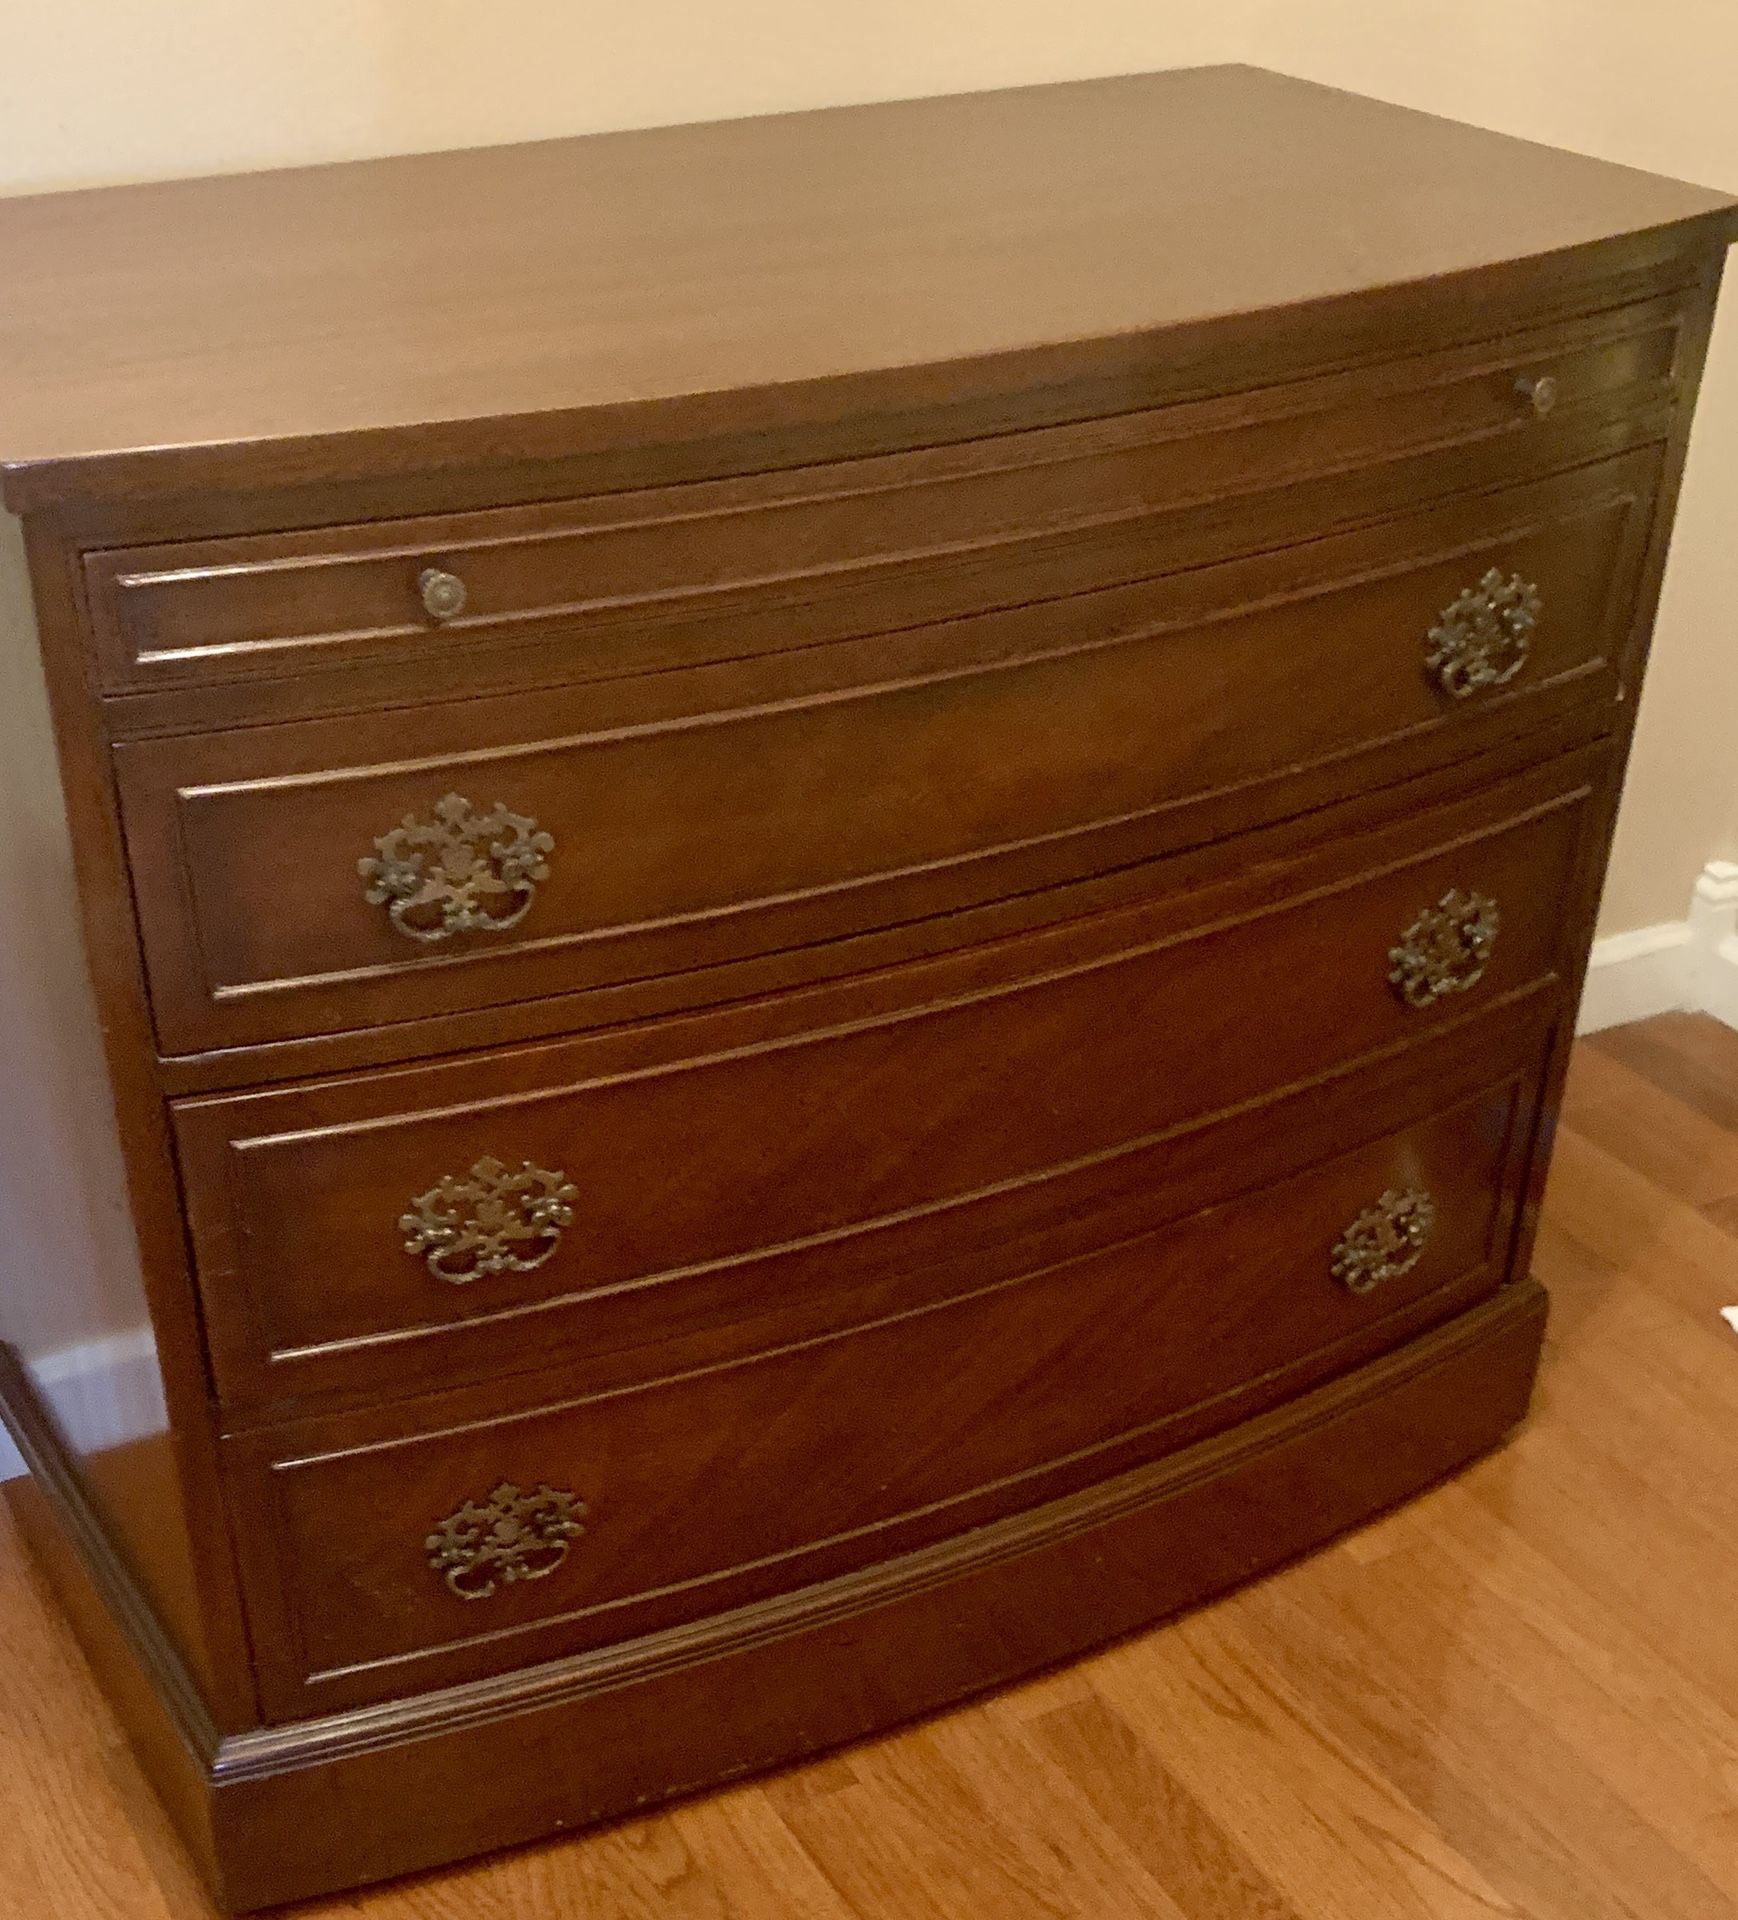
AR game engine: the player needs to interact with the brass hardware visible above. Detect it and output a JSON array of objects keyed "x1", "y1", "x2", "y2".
[
  {"x1": 358, "y1": 792, "x2": 555, "y2": 943},
  {"x1": 1331, "y1": 1187, "x2": 1436, "y2": 1294},
  {"x1": 401, "y1": 1156, "x2": 578, "y2": 1284},
  {"x1": 1514, "y1": 372, "x2": 1558, "y2": 418},
  {"x1": 1426, "y1": 568, "x2": 1540, "y2": 699},
  {"x1": 425, "y1": 1481, "x2": 588, "y2": 1601},
  {"x1": 1387, "y1": 888, "x2": 1500, "y2": 1009},
  {"x1": 418, "y1": 566, "x2": 468, "y2": 622}
]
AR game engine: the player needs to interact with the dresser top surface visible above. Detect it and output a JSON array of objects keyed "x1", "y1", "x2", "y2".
[{"x1": 1, "y1": 63, "x2": 1732, "y2": 512}]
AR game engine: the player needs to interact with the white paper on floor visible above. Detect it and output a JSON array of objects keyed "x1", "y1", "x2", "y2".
[{"x1": 1722, "y1": 1307, "x2": 1738, "y2": 1338}]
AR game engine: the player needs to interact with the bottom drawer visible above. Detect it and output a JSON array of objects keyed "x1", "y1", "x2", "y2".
[{"x1": 229, "y1": 1043, "x2": 1547, "y2": 1716}]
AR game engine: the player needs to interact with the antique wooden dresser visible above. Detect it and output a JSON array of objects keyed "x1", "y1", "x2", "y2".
[{"x1": 0, "y1": 65, "x2": 1732, "y2": 1908}]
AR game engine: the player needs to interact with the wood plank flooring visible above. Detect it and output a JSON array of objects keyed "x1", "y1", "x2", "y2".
[{"x1": 2, "y1": 1014, "x2": 1735, "y2": 1918}]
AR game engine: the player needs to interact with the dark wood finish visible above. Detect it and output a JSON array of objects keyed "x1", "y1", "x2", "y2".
[
  {"x1": 81, "y1": 299, "x2": 1681, "y2": 700},
  {"x1": 172, "y1": 762, "x2": 1580, "y2": 1411},
  {"x1": 2, "y1": 1281, "x2": 1547, "y2": 1910},
  {"x1": 0, "y1": 515, "x2": 230, "y2": 1704},
  {"x1": 144, "y1": 708, "x2": 1620, "y2": 1096},
  {"x1": 229, "y1": 1071, "x2": 1535, "y2": 1716},
  {"x1": 0, "y1": 64, "x2": 1730, "y2": 1912},
  {"x1": 4, "y1": 1018, "x2": 1738, "y2": 1920},
  {"x1": 0, "y1": 65, "x2": 1733, "y2": 510},
  {"x1": 117, "y1": 462, "x2": 1646, "y2": 1054},
  {"x1": 0, "y1": 508, "x2": 260, "y2": 1733},
  {"x1": 1497, "y1": 244, "x2": 1733, "y2": 1325},
  {"x1": 0, "y1": 1355, "x2": 222, "y2": 1872},
  {"x1": 181, "y1": 997, "x2": 1557, "y2": 1418}
]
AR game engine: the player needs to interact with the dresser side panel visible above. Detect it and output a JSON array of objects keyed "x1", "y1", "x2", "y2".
[
  {"x1": 0, "y1": 510, "x2": 242, "y2": 1714},
  {"x1": 1508, "y1": 247, "x2": 1732, "y2": 1292}
]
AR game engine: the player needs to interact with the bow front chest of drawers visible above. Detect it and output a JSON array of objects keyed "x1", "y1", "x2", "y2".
[{"x1": 0, "y1": 65, "x2": 1733, "y2": 1908}]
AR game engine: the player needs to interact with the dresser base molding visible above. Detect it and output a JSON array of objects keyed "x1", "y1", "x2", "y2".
[
  {"x1": 1, "y1": 1285, "x2": 1546, "y2": 1910},
  {"x1": 0, "y1": 1345, "x2": 227, "y2": 1897}
]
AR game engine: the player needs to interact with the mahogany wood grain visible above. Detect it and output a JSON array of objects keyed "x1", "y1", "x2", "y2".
[
  {"x1": 0, "y1": 65, "x2": 1732, "y2": 1914},
  {"x1": 2, "y1": 1283, "x2": 1548, "y2": 1908},
  {"x1": 225, "y1": 1073, "x2": 1533, "y2": 1717},
  {"x1": 0, "y1": 515, "x2": 228, "y2": 1714},
  {"x1": 115, "y1": 464, "x2": 1644, "y2": 1055},
  {"x1": 182, "y1": 1000, "x2": 1556, "y2": 1419},
  {"x1": 87, "y1": 416, "x2": 1674, "y2": 749},
  {"x1": 0, "y1": 66, "x2": 1733, "y2": 510},
  {"x1": 0, "y1": 523, "x2": 259, "y2": 1731},
  {"x1": 1491, "y1": 244, "x2": 1729, "y2": 1337},
  {"x1": 169, "y1": 758, "x2": 1583, "y2": 1411},
  {"x1": 143, "y1": 708, "x2": 1618, "y2": 1097},
  {"x1": 79, "y1": 298, "x2": 1681, "y2": 699},
  {"x1": 1, "y1": 1021, "x2": 1733, "y2": 1920},
  {"x1": 31, "y1": 235, "x2": 1717, "y2": 571}
]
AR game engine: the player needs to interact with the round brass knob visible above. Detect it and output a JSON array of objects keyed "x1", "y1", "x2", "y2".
[
  {"x1": 418, "y1": 567, "x2": 468, "y2": 623},
  {"x1": 1514, "y1": 373, "x2": 1559, "y2": 418}
]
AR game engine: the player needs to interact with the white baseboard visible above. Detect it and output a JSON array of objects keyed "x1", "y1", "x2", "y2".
[
  {"x1": 1578, "y1": 860, "x2": 1738, "y2": 1035},
  {"x1": 1576, "y1": 921, "x2": 1695, "y2": 1033},
  {"x1": 0, "y1": 1326, "x2": 164, "y2": 1482},
  {"x1": 1685, "y1": 860, "x2": 1738, "y2": 1029}
]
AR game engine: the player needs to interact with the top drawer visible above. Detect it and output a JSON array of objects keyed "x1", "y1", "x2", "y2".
[{"x1": 82, "y1": 295, "x2": 1687, "y2": 700}]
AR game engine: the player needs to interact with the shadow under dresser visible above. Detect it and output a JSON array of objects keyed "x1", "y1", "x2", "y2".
[{"x1": 0, "y1": 64, "x2": 1733, "y2": 1909}]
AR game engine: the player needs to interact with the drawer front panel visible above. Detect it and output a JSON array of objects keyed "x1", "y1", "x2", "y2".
[
  {"x1": 84, "y1": 295, "x2": 1684, "y2": 697},
  {"x1": 177, "y1": 762, "x2": 1591, "y2": 1409},
  {"x1": 121, "y1": 456, "x2": 1648, "y2": 1054},
  {"x1": 229, "y1": 1065, "x2": 1537, "y2": 1714}
]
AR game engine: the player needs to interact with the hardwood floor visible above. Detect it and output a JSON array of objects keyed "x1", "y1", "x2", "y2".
[{"x1": 3, "y1": 1013, "x2": 1736, "y2": 1919}]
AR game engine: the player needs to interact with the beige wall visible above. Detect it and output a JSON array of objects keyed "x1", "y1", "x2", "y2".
[
  {"x1": 1237, "y1": 1, "x2": 1738, "y2": 931},
  {"x1": 0, "y1": 3, "x2": 1230, "y2": 192},
  {"x1": 1, "y1": 3, "x2": 1732, "y2": 932}
]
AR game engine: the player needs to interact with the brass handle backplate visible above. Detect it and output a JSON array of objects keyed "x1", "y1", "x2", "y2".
[
  {"x1": 418, "y1": 566, "x2": 468, "y2": 622},
  {"x1": 1426, "y1": 568, "x2": 1540, "y2": 700},
  {"x1": 1387, "y1": 888, "x2": 1500, "y2": 1009},
  {"x1": 358, "y1": 791, "x2": 555, "y2": 943},
  {"x1": 401, "y1": 1155, "x2": 578, "y2": 1284},
  {"x1": 425, "y1": 1481, "x2": 588, "y2": 1600},
  {"x1": 1332, "y1": 1187, "x2": 1436, "y2": 1294}
]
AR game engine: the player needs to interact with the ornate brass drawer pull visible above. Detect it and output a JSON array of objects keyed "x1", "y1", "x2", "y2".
[
  {"x1": 358, "y1": 791, "x2": 555, "y2": 943},
  {"x1": 425, "y1": 1481, "x2": 588, "y2": 1601},
  {"x1": 1426, "y1": 568, "x2": 1540, "y2": 699},
  {"x1": 418, "y1": 566, "x2": 468, "y2": 622},
  {"x1": 401, "y1": 1156, "x2": 578, "y2": 1284},
  {"x1": 1387, "y1": 888, "x2": 1500, "y2": 1009},
  {"x1": 1332, "y1": 1187, "x2": 1436, "y2": 1294}
]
